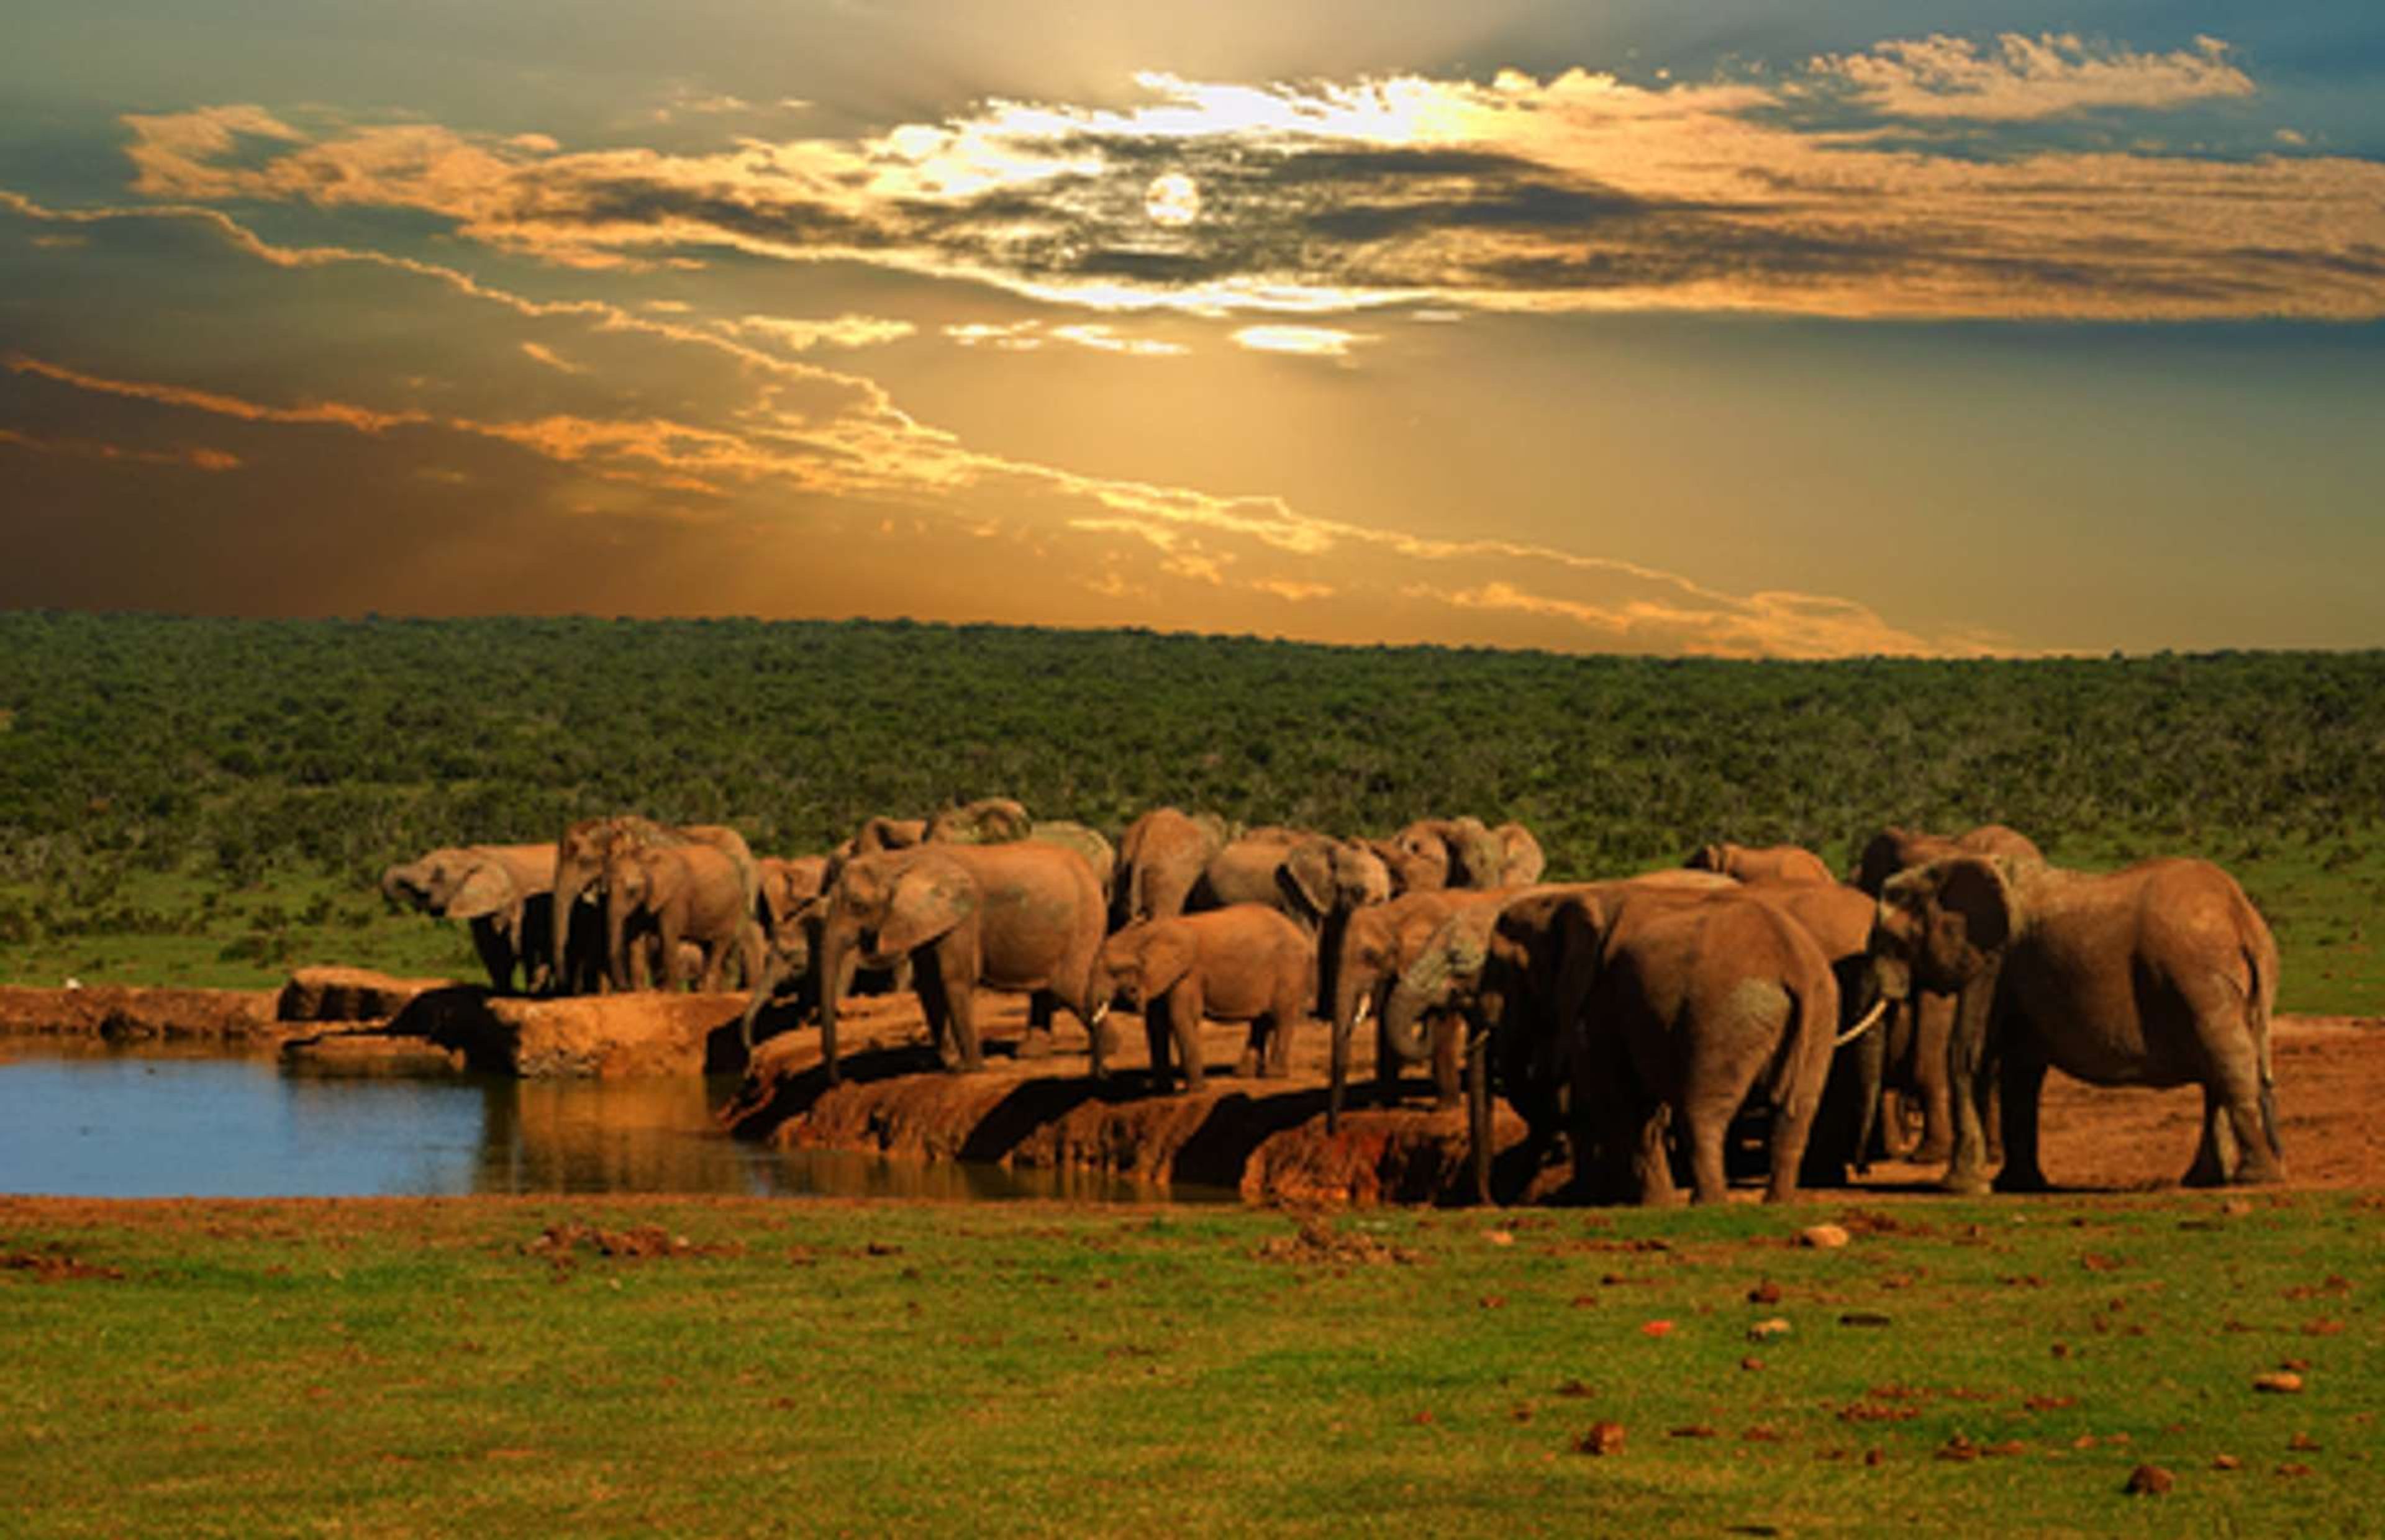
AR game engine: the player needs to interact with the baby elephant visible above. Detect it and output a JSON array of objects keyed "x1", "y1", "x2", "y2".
[{"x1": 1099, "y1": 905, "x2": 1315, "y2": 1093}]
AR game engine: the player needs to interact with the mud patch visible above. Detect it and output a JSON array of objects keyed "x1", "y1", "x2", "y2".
[
  {"x1": 1, "y1": 1246, "x2": 124, "y2": 1282},
  {"x1": 1254, "y1": 1215, "x2": 1420, "y2": 1268}
]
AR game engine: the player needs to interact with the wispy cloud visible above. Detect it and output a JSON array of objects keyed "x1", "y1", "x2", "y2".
[
  {"x1": 100, "y1": 42, "x2": 2385, "y2": 322},
  {"x1": 1803, "y1": 33, "x2": 2253, "y2": 122},
  {"x1": 734, "y1": 314, "x2": 917, "y2": 352},
  {"x1": 1231, "y1": 325, "x2": 1371, "y2": 357}
]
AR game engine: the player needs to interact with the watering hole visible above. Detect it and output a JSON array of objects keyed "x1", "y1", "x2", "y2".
[{"x1": 0, "y1": 1043, "x2": 1227, "y2": 1202}]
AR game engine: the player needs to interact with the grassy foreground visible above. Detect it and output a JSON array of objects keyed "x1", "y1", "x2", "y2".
[{"x1": 3, "y1": 1192, "x2": 2377, "y2": 1535}]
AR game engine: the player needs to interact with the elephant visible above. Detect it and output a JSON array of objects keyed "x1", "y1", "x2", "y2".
[
  {"x1": 1025, "y1": 821, "x2": 1115, "y2": 907},
  {"x1": 1851, "y1": 823, "x2": 2043, "y2": 896},
  {"x1": 551, "y1": 816, "x2": 758, "y2": 994},
  {"x1": 755, "y1": 856, "x2": 830, "y2": 946},
  {"x1": 603, "y1": 841, "x2": 760, "y2": 993},
  {"x1": 1492, "y1": 823, "x2": 1547, "y2": 887},
  {"x1": 1381, "y1": 874, "x2": 1733, "y2": 1202},
  {"x1": 1097, "y1": 904, "x2": 1314, "y2": 1092},
  {"x1": 850, "y1": 817, "x2": 929, "y2": 855},
  {"x1": 379, "y1": 843, "x2": 557, "y2": 994},
  {"x1": 1325, "y1": 886, "x2": 1521, "y2": 1131},
  {"x1": 927, "y1": 797, "x2": 1033, "y2": 844},
  {"x1": 1389, "y1": 816, "x2": 1510, "y2": 893},
  {"x1": 815, "y1": 840, "x2": 1109, "y2": 1082},
  {"x1": 1868, "y1": 853, "x2": 2284, "y2": 1194},
  {"x1": 1191, "y1": 831, "x2": 1392, "y2": 1014},
  {"x1": 1731, "y1": 879, "x2": 1897, "y2": 1184},
  {"x1": 1383, "y1": 872, "x2": 1858, "y2": 1205},
  {"x1": 1849, "y1": 824, "x2": 2043, "y2": 1162},
  {"x1": 1112, "y1": 807, "x2": 1232, "y2": 927},
  {"x1": 1565, "y1": 890, "x2": 1845, "y2": 1206},
  {"x1": 1686, "y1": 841, "x2": 1833, "y2": 886}
]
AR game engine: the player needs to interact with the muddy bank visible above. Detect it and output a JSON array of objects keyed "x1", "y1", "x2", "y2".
[
  {"x1": 7, "y1": 977, "x2": 2379, "y2": 1206},
  {"x1": 1, "y1": 971, "x2": 749, "y2": 1079}
]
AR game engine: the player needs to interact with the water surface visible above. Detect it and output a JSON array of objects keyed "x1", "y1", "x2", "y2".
[{"x1": 0, "y1": 1043, "x2": 1211, "y2": 1202}]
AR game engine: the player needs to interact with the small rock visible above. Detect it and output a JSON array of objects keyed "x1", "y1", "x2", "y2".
[
  {"x1": 1556, "y1": 1379, "x2": 1596, "y2": 1398},
  {"x1": 2276, "y1": 1462, "x2": 2314, "y2": 1478},
  {"x1": 1486, "y1": 1230, "x2": 1515, "y2": 1247},
  {"x1": 2287, "y1": 1432, "x2": 2321, "y2": 1452},
  {"x1": 1863, "y1": 1448, "x2": 1884, "y2": 1467},
  {"x1": 1668, "y1": 1424, "x2": 1719, "y2": 1439},
  {"x1": 1740, "y1": 1356, "x2": 1766, "y2": 1372},
  {"x1": 2253, "y1": 1371, "x2": 2305, "y2": 1394},
  {"x1": 1748, "y1": 1280, "x2": 1783, "y2": 1304},
  {"x1": 1748, "y1": 1318, "x2": 1792, "y2": 1341},
  {"x1": 1640, "y1": 1319, "x2": 1675, "y2": 1338},
  {"x1": 1799, "y1": 1224, "x2": 1851, "y2": 1249},
  {"x1": 2124, "y1": 1464, "x2": 2174, "y2": 1496},
  {"x1": 2213, "y1": 1454, "x2": 2242, "y2": 1470},
  {"x1": 1411, "y1": 1410, "x2": 1437, "y2": 1426},
  {"x1": 1574, "y1": 1421, "x2": 1625, "y2": 1456}
]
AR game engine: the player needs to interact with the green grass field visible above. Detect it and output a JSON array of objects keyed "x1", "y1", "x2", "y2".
[{"x1": 2, "y1": 1192, "x2": 2376, "y2": 1536}]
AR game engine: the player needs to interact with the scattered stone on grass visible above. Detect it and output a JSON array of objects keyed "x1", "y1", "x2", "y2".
[
  {"x1": 2277, "y1": 1462, "x2": 2314, "y2": 1478},
  {"x1": 1574, "y1": 1421, "x2": 1625, "y2": 1456},
  {"x1": 2124, "y1": 1464, "x2": 2174, "y2": 1495},
  {"x1": 1748, "y1": 1318, "x2": 1792, "y2": 1341},
  {"x1": 2287, "y1": 1432, "x2": 2322, "y2": 1451},
  {"x1": 2253, "y1": 1370, "x2": 2306, "y2": 1394},
  {"x1": 2213, "y1": 1454, "x2": 2242, "y2": 1470},
  {"x1": 1256, "y1": 1217, "x2": 1418, "y2": 1268},
  {"x1": 1747, "y1": 1280, "x2": 1783, "y2": 1303},
  {"x1": 1798, "y1": 1223, "x2": 1850, "y2": 1249}
]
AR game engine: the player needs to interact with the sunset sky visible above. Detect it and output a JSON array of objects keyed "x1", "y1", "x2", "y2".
[{"x1": 5, "y1": 2, "x2": 2382, "y2": 656}]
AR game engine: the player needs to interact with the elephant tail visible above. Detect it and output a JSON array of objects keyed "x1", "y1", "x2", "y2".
[
  {"x1": 1756, "y1": 975, "x2": 1820, "y2": 1118},
  {"x1": 2246, "y1": 936, "x2": 2284, "y2": 1162}
]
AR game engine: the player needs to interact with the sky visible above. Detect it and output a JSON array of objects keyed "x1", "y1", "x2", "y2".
[{"x1": 4, "y1": 1, "x2": 2383, "y2": 657}]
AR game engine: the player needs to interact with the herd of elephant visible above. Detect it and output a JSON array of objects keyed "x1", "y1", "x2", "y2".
[{"x1": 381, "y1": 800, "x2": 2286, "y2": 1206}]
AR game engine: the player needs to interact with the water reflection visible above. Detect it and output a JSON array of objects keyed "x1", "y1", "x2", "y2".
[{"x1": 0, "y1": 1043, "x2": 1223, "y2": 1203}]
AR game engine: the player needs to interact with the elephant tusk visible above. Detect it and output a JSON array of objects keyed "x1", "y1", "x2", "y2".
[
  {"x1": 1353, "y1": 994, "x2": 1372, "y2": 1027},
  {"x1": 1089, "y1": 1000, "x2": 1110, "y2": 1029},
  {"x1": 1833, "y1": 997, "x2": 1889, "y2": 1049}
]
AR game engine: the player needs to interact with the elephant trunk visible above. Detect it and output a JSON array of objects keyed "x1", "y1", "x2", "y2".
[
  {"x1": 1379, "y1": 971, "x2": 1441, "y2": 1068},
  {"x1": 378, "y1": 864, "x2": 417, "y2": 910},
  {"x1": 550, "y1": 866, "x2": 589, "y2": 996},
  {"x1": 1465, "y1": 1030, "x2": 1494, "y2": 1205},
  {"x1": 1326, "y1": 946, "x2": 1387, "y2": 1133},
  {"x1": 816, "y1": 917, "x2": 858, "y2": 1085}
]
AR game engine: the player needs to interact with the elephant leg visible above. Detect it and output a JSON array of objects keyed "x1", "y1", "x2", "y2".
[
  {"x1": 1430, "y1": 1012, "x2": 1462, "y2": 1111},
  {"x1": 1166, "y1": 981, "x2": 1207, "y2": 1094},
  {"x1": 466, "y1": 917, "x2": 516, "y2": 995},
  {"x1": 1020, "y1": 991, "x2": 1056, "y2": 1060},
  {"x1": 2185, "y1": 1085, "x2": 2237, "y2": 1189},
  {"x1": 911, "y1": 953, "x2": 955, "y2": 1064},
  {"x1": 937, "y1": 942, "x2": 983, "y2": 1073},
  {"x1": 1633, "y1": 1103, "x2": 1679, "y2": 1207},
  {"x1": 1264, "y1": 977, "x2": 1301, "y2": 1078},
  {"x1": 1143, "y1": 997, "x2": 1175, "y2": 1094},
  {"x1": 1939, "y1": 980, "x2": 1999, "y2": 1195},
  {"x1": 1990, "y1": 1034, "x2": 2051, "y2": 1193},
  {"x1": 1374, "y1": 1017, "x2": 1402, "y2": 1107},
  {"x1": 1911, "y1": 992, "x2": 1956, "y2": 1164}
]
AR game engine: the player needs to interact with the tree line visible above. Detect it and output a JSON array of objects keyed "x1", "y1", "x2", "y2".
[{"x1": 2, "y1": 611, "x2": 2379, "y2": 899}]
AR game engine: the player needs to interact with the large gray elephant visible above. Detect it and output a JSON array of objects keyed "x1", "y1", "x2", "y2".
[
  {"x1": 1731, "y1": 879, "x2": 1896, "y2": 1184},
  {"x1": 1097, "y1": 904, "x2": 1314, "y2": 1092},
  {"x1": 550, "y1": 817, "x2": 757, "y2": 994},
  {"x1": 1686, "y1": 841, "x2": 1833, "y2": 885},
  {"x1": 1389, "y1": 817, "x2": 1509, "y2": 893},
  {"x1": 815, "y1": 840, "x2": 1109, "y2": 1082},
  {"x1": 1381, "y1": 873, "x2": 1856, "y2": 1205},
  {"x1": 379, "y1": 843, "x2": 556, "y2": 994},
  {"x1": 1849, "y1": 823, "x2": 2043, "y2": 1162},
  {"x1": 1325, "y1": 885, "x2": 1520, "y2": 1131},
  {"x1": 1112, "y1": 807, "x2": 1232, "y2": 927},
  {"x1": 604, "y1": 841, "x2": 759, "y2": 993},
  {"x1": 1191, "y1": 830, "x2": 1391, "y2": 1017},
  {"x1": 1869, "y1": 854, "x2": 2284, "y2": 1192}
]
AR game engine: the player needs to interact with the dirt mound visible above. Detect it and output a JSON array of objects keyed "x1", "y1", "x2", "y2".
[{"x1": 0, "y1": 984, "x2": 278, "y2": 1041}]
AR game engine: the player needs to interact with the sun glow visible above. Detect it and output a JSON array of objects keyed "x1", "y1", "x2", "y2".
[{"x1": 1142, "y1": 172, "x2": 1200, "y2": 227}]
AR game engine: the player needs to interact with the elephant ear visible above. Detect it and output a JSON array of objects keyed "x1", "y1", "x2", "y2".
[
  {"x1": 1685, "y1": 843, "x2": 1724, "y2": 874},
  {"x1": 1932, "y1": 856, "x2": 2014, "y2": 956},
  {"x1": 876, "y1": 858, "x2": 977, "y2": 957},
  {"x1": 1448, "y1": 817, "x2": 1502, "y2": 889},
  {"x1": 1131, "y1": 923, "x2": 1201, "y2": 1000},
  {"x1": 1495, "y1": 823, "x2": 1545, "y2": 886},
  {"x1": 446, "y1": 861, "x2": 516, "y2": 921},
  {"x1": 1279, "y1": 838, "x2": 1339, "y2": 918}
]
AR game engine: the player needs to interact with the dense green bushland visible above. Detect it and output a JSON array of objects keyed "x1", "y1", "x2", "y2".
[
  {"x1": 1, "y1": 612, "x2": 2379, "y2": 1005},
  {"x1": 2, "y1": 1192, "x2": 2378, "y2": 1535}
]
